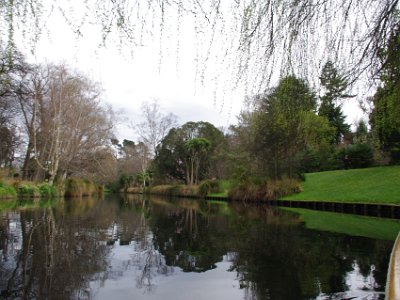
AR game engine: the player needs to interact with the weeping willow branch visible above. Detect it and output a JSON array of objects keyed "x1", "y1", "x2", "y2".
[{"x1": 1, "y1": 0, "x2": 399, "y2": 93}]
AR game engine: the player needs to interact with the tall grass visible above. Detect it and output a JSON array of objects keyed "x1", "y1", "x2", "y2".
[
  {"x1": 37, "y1": 183, "x2": 58, "y2": 198},
  {"x1": 64, "y1": 177, "x2": 102, "y2": 198},
  {"x1": 148, "y1": 185, "x2": 199, "y2": 197},
  {"x1": 17, "y1": 184, "x2": 41, "y2": 198},
  {"x1": 228, "y1": 178, "x2": 301, "y2": 202},
  {"x1": 0, "y1": 181, "x2": 17, "y2": 199}
]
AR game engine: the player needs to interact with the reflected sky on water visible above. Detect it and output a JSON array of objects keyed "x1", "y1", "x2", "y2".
[{"x1": 0, "y1": 194, "x2": 396, "y2": 299}]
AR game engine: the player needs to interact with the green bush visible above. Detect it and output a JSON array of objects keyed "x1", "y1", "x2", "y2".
[
  {"x1": 0, "y1": 183, "x2": 17, "y2": 199},
  {"x1": 18, "y1": 184, "x2": 41, "y2": 198},
  {"x1": 337, "y1": 143, "x2": 375, "y2": 169},
  {"x1": 198, "y1": 180, "x2": 221, "y2": 197},
  {"x1": 37, "y1": 183, "x2": 57, "y2": 198},
  {"x1": 347, "y1": 143, "x2": 374, "y2": 168}
]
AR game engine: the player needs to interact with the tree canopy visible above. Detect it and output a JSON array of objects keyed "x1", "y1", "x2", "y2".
[
  {"x1": 153, "y1": 121, "x2": 224, "y2": 184},
  {"x1": 370, "y1": 23, "x2": 400, "y2": 163}
]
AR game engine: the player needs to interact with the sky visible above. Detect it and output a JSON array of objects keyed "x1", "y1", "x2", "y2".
[
  {"x1": 16, "y1": 1, "x2": 365, "y2": 141},
  {"x1": 16, "y1": 3, "x2": 245, "y2": 142}
]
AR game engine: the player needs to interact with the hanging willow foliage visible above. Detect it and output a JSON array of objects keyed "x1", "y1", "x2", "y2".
[{"x1": 1, "y1": 0, "x2": 399, "y2": 90}]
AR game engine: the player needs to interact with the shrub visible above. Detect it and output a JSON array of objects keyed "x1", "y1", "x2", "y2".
[
  {"x1": 18, "y1": 184, "x2": 41, "y2": 198},
  {"x1": 148, "y1": 185, "x2": 176, "y2": 196},
  {"x1": 178, "y1": 185, "x2": 198, "y2": 196},
  {"x1": 0, "y1": 182, "x2": 17, "y2": 199},
  {"x1": 37, "y1": 183, "x2": 57, "y2": 198},
  {"x1": 198, "y1": 180, "x2": 221, "y2": 197},
  {"x1": 64, "y1": 177, "x2": 101, "y2": 198},
  {"x1": 126, "y1": 187, "x2": 143, "y2": 194},
  {"x1": 346, "y1": 143, "x2": 374, "y2": 168},
  {"x1": 228, "y1": 177, "x2": 301, "y2": 202},
  {"x1": 149, "y1": 184, "x2": 198, "y2": 197}
]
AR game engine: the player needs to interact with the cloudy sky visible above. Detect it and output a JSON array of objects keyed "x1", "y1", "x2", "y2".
[
  {"x1": 15, "y1": 2, "x2": 365, "y2": 141},
  {"x1": 16, "y1": 4, "x2": 245, "y2": 141}
]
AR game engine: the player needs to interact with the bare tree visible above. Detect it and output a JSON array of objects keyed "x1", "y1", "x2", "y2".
[
  {"x1": 134, "y1": 99, "x2": 177, "y2": 157},
  {"x1": 0, "y1": 47, "x2": 27, "y2": 168},
  {"x1": 17, "y1": 63, "x2": 114, "y2": 184}
]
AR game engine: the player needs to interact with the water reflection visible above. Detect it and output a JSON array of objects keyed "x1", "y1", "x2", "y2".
[{"x1": 0, "y1": 195, "x2": 394, "y2": 299}]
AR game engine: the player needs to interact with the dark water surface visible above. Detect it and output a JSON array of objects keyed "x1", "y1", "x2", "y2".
[{"x1": 0, "y1": 194, "x2": 396, "y2": 299}]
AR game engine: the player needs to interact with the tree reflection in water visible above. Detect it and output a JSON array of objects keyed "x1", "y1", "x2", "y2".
[
  {"x1": 0, "y1": 199, "x2": 111, "y2": 299},
  {"x1": 0, "y1": 195, "x2": 394, "y2": 300}
]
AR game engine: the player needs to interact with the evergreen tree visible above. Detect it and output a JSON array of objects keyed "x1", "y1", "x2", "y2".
[
  {"x1": 255, "y1": 75, "x2": 318, "y2": 178},
  {"x1": 318, "y1": 61, "x2": 352, "y2": 145},
  {"x1": 370, "y1": 24, "x2": 400, "y2": 163}
]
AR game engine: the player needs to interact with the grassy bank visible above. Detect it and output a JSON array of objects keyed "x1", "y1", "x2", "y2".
[
  {"x1": 126, "y1": 166, "x2": 400, "y2": 205},
  {"x1": 281, "y1": 166, "x2": 400, "y2": 205},
  {"x1": 0, "y1": 177, "x2": 102, "y2": 200},
  {"x1": 0, "y1": 180, "x2": 58, "y2": 199}
]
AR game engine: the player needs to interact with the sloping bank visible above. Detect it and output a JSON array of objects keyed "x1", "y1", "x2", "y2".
[
  {"x1": 131, "y1": 166, "x2": 400, "y2": 204},
  {"x1": 281, "y1": 166, "x2": 400, "y2": 205}
]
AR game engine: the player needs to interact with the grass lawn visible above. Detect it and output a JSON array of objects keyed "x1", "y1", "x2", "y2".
[
  {"x1": 281, "y1": 165, "x2": 400, "y2": 205},
  {"x1": 283, "y1": 207, "x2": 400, "y2": 241}
]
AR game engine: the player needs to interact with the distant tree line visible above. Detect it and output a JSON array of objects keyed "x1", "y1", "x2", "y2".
[
  {"x1": 144, "y1": 29, "x2": 400, "y2": 186},
  {"x1": 3, "y1": 15, "x2": 400, "y2": 190}
]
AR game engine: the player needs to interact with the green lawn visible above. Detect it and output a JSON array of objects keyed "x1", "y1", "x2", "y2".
[
  {"x1": 281, "y1": 166, "x2": 400, "y2": 205},
  {"x1": 283, "y1": 207, "x2": 400, "y2": 240}
]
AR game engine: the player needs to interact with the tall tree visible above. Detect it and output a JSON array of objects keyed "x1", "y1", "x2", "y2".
[
  {"x1": 153, "y1": 121, "x2": 224, "y2": 184},
  {"x1": 370, "y1": 24, "x2": 400, "y2": 163},
  {"x1": 17, "y1": 63, "x2": 114, "y2": 184},
  {"x1": 185, "y1": 137, "x2": 211, "y2": 185},
  {"x1": 0, "y1": 46, "x2": 29, "y2": 168},
  {"x1": 254, "y1": 75, "x2": 317, "y2": 178},
  {"x1": 134, "y1": 99, "x2": 177, "y2": 157},
  {"x1": 318, "y1": 61, "x2": 351, "y2": 145}
]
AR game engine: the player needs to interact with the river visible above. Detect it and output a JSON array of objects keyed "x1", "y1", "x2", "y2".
[{"x1": 0, "y1": 194, "x2": 399, "y2": 300}]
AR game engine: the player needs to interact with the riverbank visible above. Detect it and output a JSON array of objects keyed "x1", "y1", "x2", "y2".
[
  {"x1": 0, "y1": 177, "x2": 103, "y2": 200},
  {"x1": 125, "y1": 166, "x2": 400, "y2": 206},
  {"x1": 281, "y1": 165, "x2": 400, "y2": 205}
]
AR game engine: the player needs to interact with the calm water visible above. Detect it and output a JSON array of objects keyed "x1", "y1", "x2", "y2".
[{"x1": 0, "y1": 195, "x2": 395, "y2": 300}]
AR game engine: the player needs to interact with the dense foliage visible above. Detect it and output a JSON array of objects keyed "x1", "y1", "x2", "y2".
[
  {"x1": 2, "y1": 4, "x2": 400, "y2": 195},
  {"x1": 152, "y1": 121, "x2": 226, "y2": 185},
  {"x1": 370, "y1": 24, "x2": 400, "y2": 163}
]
